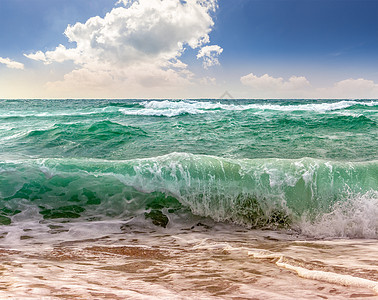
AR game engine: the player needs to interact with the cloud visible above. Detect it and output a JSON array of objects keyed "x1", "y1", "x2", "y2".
[
  {"x1": 317, "y1": 78, "x2": 378, "y2": 98},
  {"x1": 24, "y1": 0, "x2": 220, "y2": 96},
  {"x1": 239, "y1": 73, "x2": 378, "y2": 99},
  {"x1": 197, "y1": 45, "x2": 223, "y2": 68},
  {"x1": 24, "y1": 45, "x2": 77, "y2": 64},
  {"x1": 332, "y1": 78, "x2": 378, "y2": 95},
  {"x1": 240, "y1": 73, "x2": 310, "y2": 91},
  {"x1": 0, "y1": 57, "x2": 24, "y2": 70},
  {"x1": 24, "y1": 51, "x2": 47, "y2": 63},
  {"x1": 199, "y1": 76, "x2": 217, "y2": 85}
]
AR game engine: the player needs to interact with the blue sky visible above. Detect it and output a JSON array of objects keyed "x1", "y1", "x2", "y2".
[
  {"x1": 0, "y1": 0, "x2": 378, "y2": 98},
  {"x1": 212, "y1": 0, "x2": 378, "y2": 84}
]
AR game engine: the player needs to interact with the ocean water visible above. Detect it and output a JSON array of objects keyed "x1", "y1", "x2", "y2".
[{"x1": 0, "y1": 99, "x2": 377, "y2": 299}]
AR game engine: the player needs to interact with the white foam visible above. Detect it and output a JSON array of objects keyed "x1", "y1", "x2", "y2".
[
  {"x1": 298, "y1": 190, "x2": 378, "y2": 239},
  {"x1": 119, "y1": 100, "x2": 378, "y2": 117},
  {"x1": 276, "y1": 257, "x2": 378, "y2": 294},
  {"x1": 119, "y1": 107, "x2": 206, "y2": 117},
  {"x1": 248, "y1": 250, "x2": 378, "y2": 294},
  {"x1": 0, "y1": 107, "x2": 118, "y2": 118}
]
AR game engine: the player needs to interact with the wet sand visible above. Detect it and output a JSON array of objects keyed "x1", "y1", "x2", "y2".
[{"x1": 0, "y1": 221, "x2": 377, "y2": 299}]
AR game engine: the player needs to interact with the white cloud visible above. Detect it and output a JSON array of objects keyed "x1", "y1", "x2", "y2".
[
  {"x1": 197, "y1": 45, "x2": 223, "y2": 68},
  {"x1": 317, "y1": 78, "x2": 378, "y2": 98},
  {"x1": 24, "y1": 45, "x2": 77, "y2": 64},
  {"x1": 24, "y1": 51, "x2": 47, "y2": 63},
  {"x1": 240, "y1": 73, "x2": 310, "y2": 91},
  {"x1": 239, "y1": 73, "x2": 378, "y2": 99},
  {"x1": 0, "y1": 57, "x2": 24, "y2": 70},
  {"x1": 24, "y1": 0, "x2": 220, "y2": 96},
  {"x1": 332, "y1": 78, "x2": 378, "y2": 95},
  {"x1": 199, "y1": 76, "x2": 217, "y2": 85}
]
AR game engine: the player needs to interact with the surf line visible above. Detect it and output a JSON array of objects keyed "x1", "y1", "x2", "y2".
[{"x1": 248, "y1": 250, "x2": 378, "y2": 294}]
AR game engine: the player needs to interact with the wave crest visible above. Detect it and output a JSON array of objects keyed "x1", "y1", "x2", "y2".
[
  {"x1": 1, "y1": 153, "x2": 377, "y2": 237},
  {"x1": 118, "y1": 100, "x2": 378, "y2": 117}
]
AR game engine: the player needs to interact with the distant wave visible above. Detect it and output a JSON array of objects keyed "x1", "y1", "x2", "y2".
[
  {"x1": 0, "y1": 107, "x2": 119, "y2": 119},
  {"x1": 12, "y1": 120, "x2": 148, "y2": 158},
  {"x1": 118, "y1": 100, "x2": 378, "y2": 117},
  {"x1": 1, "y1": 100, "x2": 376, "y2": 119}
]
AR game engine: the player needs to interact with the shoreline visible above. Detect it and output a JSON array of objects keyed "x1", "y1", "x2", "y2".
[{"x1": 1, "y1": 222, "x2": 377, "y2": 299}]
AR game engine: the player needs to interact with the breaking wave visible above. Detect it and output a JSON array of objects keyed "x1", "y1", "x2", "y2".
[
  {"x1": 118, "y1": 100, "x2": 378, "y2": 117},
  {"x1": 1, "y1": 153, "x2": 377, "y2": 238}
]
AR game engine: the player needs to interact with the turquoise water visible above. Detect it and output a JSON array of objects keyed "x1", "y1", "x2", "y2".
[{"x1": 0, "y1": 99, "x2": 377, "y2": 237}]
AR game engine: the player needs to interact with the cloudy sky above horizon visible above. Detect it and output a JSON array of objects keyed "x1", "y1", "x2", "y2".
[{"x1": 1, "y1": 0, "x2": 378, "y2": 99}]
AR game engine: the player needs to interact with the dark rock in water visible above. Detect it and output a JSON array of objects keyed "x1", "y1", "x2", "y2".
[
  {"x1": 0, "y1": 208, "x2": 22, "y2": 225},
  {"x1": 0, "y1": 215, "x2": 11, "y2": 225},
  {"x1": 145, "y1": 210, "x2": 169, "y2": 228},
  {"x1": 39, "y1": 205, "x2": 85, "y2": 219},
  {"x1": 143, "y1": 193, "x2": 182, "y2": 228},
  {"x1": 145, "y1": 194, "x2": 182, "y2": 211},
  {"x1": 190, "y1": 222, "x2": 211, "y2": 230},
  {"x1": 234, "y1": 195, "x2": 266, "y2": 227},
  {"x1": 269, "y1": 209, "x2": 292, "y2": 228},
  {"x1": 234, "y1": 194, "x2": 291, "y2": 229}
]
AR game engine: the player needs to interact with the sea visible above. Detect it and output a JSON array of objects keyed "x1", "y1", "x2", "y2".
[{"x1": 0, "y1": 98, "x2": 377, "y2": 299}]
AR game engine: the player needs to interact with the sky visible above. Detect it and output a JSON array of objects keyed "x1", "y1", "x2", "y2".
[{"x1": 0, "y1": 0, "x2": 378, "y2": 99}]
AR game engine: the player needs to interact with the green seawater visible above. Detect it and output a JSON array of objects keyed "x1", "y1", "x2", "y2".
[{"x1": 0, "y1": 99, "x2": 377, "y2": 235}]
